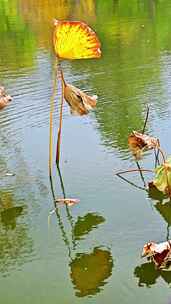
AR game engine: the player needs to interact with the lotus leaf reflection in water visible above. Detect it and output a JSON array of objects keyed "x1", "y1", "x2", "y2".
[
  {"x1": 73, "y1": 213, "x2": 105, "y2": 240},
  {"x1": 70, "y1": 247, "x2": 113, "y2": 297}
]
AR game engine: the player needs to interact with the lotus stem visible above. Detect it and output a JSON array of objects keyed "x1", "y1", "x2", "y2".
[
  {"x1": 49, "y1": 58, "x2": 58, "y2": 178},
  {"x1": 56, "y1": 66, "x2": 65, "y2": 167}
]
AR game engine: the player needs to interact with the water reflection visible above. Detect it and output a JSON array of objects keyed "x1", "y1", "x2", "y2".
[
  {"x1": 148, "y1": 186, "x2": 171, "y2": 240},
  {"x1": 92, "y1": 1, "x2": 171, "y2": 154},
  {"x1": 0, "y1": 189, "x2": 33, "y2": 275},
  {"x1": 73, "y1": 213, "x2": 105, "y2": 241},
  {"x1": 70, "y1": 247, "x2": 113, "y2": 297},
  {"x1": 134, "y1": 262, "x2": 171, "y2": 288},
  {"x1": 19, "y1": 0, "x2": 96, "y2": 51},
  {"x1": 1, "y1": 0, "x2": 171, "y2": 156},
  {"x1": 50, "y1": 165, "x2": 113, "y2": 297},
  {"x1": 0, "y1": 0, "x2": 36, "y2": 73}
]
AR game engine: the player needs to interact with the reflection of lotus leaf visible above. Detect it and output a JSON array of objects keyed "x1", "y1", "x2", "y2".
[
  {"x1": 73, "y1": 213, "x2": 105, "y2": 240},
  {"x1": 70, "y1": 247, "x2": 113, "y2": 297},
  {"x1": 1, "y1": 206, "x2": 23, "y2": 230},
  {"x1": 134, "y1": 262, "x2": 171, "y2": 287},
  {"x1": 0, "y1": 190, "x2": 32, "y2": 274},
  {"x1": 155, "y1": 201, "x2": 171, "y2": 226},
  {"x1": 148, "y1": 183, "x2": 166, "y2": 202},
  {"x1": 134, "y1": 262, "x2": 159, "y2": 287}
]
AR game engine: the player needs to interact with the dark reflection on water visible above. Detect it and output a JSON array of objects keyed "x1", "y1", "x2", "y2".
[
  {"x1": 0, "y1": 190, "x2": 33, "y2": 276},
  {"x1": 148, "y1": 186, "x2": 171, "y2": 240},
  {"x1": 50, "y1": 166, "x2": 113, "y2": 298},
  {"x1": 73, "y1": 213, "x2": 105, "y2": 241},
  {"x1": 70, "y1": 247, "x2": 113, "y2": 297},
  {"x1": 134, "y1": 262, "x2": 171, "y2": 288}
]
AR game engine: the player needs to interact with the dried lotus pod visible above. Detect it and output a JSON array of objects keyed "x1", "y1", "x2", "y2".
[{"x1": 64, "y1": 83, "x2": 97, "y2": 116}]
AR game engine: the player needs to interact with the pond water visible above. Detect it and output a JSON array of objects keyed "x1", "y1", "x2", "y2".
[{"x1": 1, "y1": 1, "x2": 171, "y2": 303}]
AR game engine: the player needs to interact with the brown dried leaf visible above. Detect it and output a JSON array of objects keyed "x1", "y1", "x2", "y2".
[
  {"x1": 132, "y1": 131, "x2": 158, "y2": 149},
  {"x1": 128, "y1": 131, "x2": 159, "y2": 159},
  {"x1": 55, "y1": 198, "x2": 80, "y2": 207},
  {"x1": 64, "y1": 83, "x2": 97, "y2": 116},
  {"x1": 0, "y1": 86, "x2": 12, "y2": 110},
  {"x1": 142, "y1": 241, "x2": 171, "y2": 269}
]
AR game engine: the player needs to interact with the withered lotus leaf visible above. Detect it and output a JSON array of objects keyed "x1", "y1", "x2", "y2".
[
  {"x1": 129, "y1": 131, "x2": 158, "y2": 150},
  {"x1": 142, "y1": 240, "x2": 171, "y2": 269},
  {"x1": 53, "y1": 20, "x2": 101, "y2": 59},
  {"x1": 152, "y1": 156, "x2": 171, "y2": 195},
  {"x1": 128, "y1": 131, "x2": 159, "y2": 159},
  {"x1": 64, "y1": 83, "x2": 97, "y2": 116},
  {"x1": 55, "y1": 198, "x2": 80, "y2": 207}
]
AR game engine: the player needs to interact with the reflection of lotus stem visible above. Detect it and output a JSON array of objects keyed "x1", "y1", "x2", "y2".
[
  {"x1": 49, "y1": 58, "x2": 58, "y2": 177},
  {"x1": 116, "y1": 169, "x2": 153, "y2": 175},
  {"x1": 56, "y1": 67, "x2": 65, "y2": 166},
  {"x1": 56, "y1": 164, "x2": 76, "y2": 250},
  {"x1": 49, "y1": 173, "x2": 72, "y2": 260},
  {"x1": 116, "y1": 172, "x2": 147, "y2": 191},
  {"x1": 136, "y1": 161, "x2": 146, "y2": 188}
]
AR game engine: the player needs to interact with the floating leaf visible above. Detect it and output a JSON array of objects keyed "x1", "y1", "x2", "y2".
[
  {"x1": 55, "y1": 198, "x2": 80, "y2": 207},
  {"x1": 53, "y1": 20, "x2": 101, "y2": 59},
  {"x1": 152, "y1": 157, "x2": 171, "y2": 195},
  {"x1": 64, "y1": 83, "x2": 97, "y2": 115}
]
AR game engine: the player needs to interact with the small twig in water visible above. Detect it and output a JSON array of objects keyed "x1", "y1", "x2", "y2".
[{"x1": 142, "y1": 105, "x2": 150, "y2": 134}]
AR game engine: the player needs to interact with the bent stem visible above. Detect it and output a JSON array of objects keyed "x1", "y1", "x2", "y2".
[
  {"x1": 56, "y1": 66, "x2": 65, "y2": 167},
  {"x1": 49, "y1": 58, "x2": 58, "y2": 178},
  {"x1": 154, "y1": 148, "x2": 160, "y2": 168},
  {"x1": 116, "y1": 172, "x2": 147, "y2": 191},
  {"x1": 116, "y1": 169, "x2": 153, "y2": 175}
]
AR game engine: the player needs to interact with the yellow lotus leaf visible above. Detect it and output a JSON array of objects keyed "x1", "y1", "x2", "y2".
[{"x1": 53, "y1": 20, "x2": 101, "y2": 59}]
